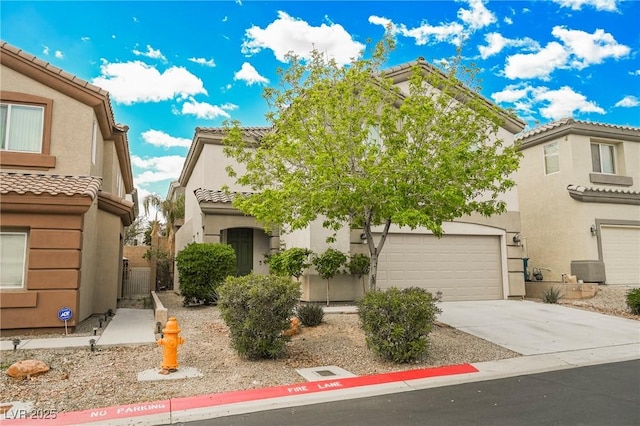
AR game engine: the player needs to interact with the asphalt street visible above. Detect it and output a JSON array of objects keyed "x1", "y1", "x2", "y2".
[{"x1": 181, "y1": 360, "x2": 640, "y2": 426}]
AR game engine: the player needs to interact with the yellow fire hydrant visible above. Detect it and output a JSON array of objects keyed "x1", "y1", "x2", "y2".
[{"x1": 157, "y1": 317, "x2": 184, "y2": 372}]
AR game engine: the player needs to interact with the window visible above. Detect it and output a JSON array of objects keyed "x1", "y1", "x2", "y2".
[
  {"x1": 591, "y1": 143, "x2": 615, "y2": 174},
  {"x1": 0, "y1": 92, "x2": 54, "y2": 169},
  {"x1": 0, "y1": 103, "x2": 44, "y2": 153},
  {"x1": 91, "y1": 121, "x2": 98, "y2": 165},
  {"x1": 544, "y1": 142, "x2": 559, "y2": 174},
  {"x1": 0, "y1": 232, "x2": 27, "y2": 289}
]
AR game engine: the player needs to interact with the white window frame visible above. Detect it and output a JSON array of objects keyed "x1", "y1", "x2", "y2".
[
  {"x1": 0, "y1": 102, "x2": 45, "y2": 153},
  {"x1": 0, "y1": 232, "x2": 28, "y2": 289},
  {"x1": 591, "y1": 143, "x2": 616, "y2": 175},
  {"x1": 543, "y1": 141, "x2": 559, "y2": 175}
]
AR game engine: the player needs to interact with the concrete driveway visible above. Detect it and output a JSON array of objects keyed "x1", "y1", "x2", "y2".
[{"x1": 437, "y1": 300, "x2": 640, "y2": 356}]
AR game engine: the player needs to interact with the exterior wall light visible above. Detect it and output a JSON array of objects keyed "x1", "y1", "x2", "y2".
[
  {"x1": 590, "y1": 225, "x2": 597, "y2": 236},
  {"x1": 512, "y1": 234, "x2": 521, "y2": 245}
]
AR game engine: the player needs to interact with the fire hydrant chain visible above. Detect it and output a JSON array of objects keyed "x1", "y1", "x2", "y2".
[{"x1": 157, "y1": 317, "x2": 184, "y2": 373}]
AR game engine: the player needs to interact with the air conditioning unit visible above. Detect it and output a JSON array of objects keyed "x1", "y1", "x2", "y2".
[{"x1": 571, "y1": 260, "x2": 606, "y2": 283}]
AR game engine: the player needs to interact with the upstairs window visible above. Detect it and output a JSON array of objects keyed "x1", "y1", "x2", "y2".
[
  {"x1": 543, "y1": 141, "x2": 559, "y2": 174},
  {"x1": 591, "y1": 143, "x2": 615, "y2": 174},
  {"x1": 0, "y1": 103, "x2": 44, "y2": 153}
]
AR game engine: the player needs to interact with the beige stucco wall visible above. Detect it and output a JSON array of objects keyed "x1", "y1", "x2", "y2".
[
  {"x1": 79, "y1": 202, "x2": 99, "y2": 322},
  {"x1": 1, "y1": 65, "x2": 96, "y2": 176},
  {"x1": 94, "y1": 210, "x2": 122, "y2": 313},
  {"x1": 517, "y1": 132, "x2": 640, "y2": 281}
]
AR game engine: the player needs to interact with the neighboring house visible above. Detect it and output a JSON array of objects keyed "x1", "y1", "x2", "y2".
[
  {"x1": 515, "y1": 118, "x2": 640, "y2": 285},
  {"x1": 0, "y1": 41, "x2": 137, "y2": 332},
  {"x1": 174, "y1": 59, "x2": 527, "y2": 302}
]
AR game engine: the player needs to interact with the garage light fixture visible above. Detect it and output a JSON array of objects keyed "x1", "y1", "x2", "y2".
[
  {"x1": 590, "y1": 225, "x2": 597, "y2": 236},
  {"x1": 512, "y1": 234, "x2": 521, "y2": 245}
]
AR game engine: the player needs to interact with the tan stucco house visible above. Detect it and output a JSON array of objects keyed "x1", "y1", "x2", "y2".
[
  {"x1": 0, "y1": 41, "x2": 137, "y2": 332},
  {"x1": 173, "y1": 59, "x2": 528, "y2": 302},
  {"x1": 515, "y1": 118, "x2": 640, "y2": 285}
]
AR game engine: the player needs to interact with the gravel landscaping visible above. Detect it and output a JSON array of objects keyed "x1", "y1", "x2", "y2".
[{"x1": 1, "y1": 285, "x2": 637, "y2": 415}]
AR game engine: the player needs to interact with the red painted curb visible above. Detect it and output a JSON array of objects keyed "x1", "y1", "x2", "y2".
[{"x1": 2, "y1": 363, "x2": 478, "y2": 424}]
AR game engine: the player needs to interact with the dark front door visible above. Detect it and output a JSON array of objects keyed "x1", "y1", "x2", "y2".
[{"x1": 227, "y1": 228, "x2": 253, "y2": 276}]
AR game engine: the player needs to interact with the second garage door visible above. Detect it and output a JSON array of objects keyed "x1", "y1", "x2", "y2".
[
  {"x1": 601, "y1": 225, "x2": 640, "y2": 285},
  {"x1": 374, "y1": 233, "x2": 503, "y2": 301}
]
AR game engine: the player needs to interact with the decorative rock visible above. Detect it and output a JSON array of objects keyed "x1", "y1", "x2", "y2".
[{"x1": 6, "y1": 360, "x2": 50, "y2": 379}]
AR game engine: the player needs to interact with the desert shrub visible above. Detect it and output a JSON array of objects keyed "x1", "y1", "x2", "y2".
[
  {"x1": 218, "y1": 274, "x2": 301, "y2": 359},
  {"x1": 176, "y1": 243, "x2": 236, "y2": 306},
  {"x1": 542, "y1": 286, "x2": 563, "y2": 304},
  {"x1": 268, "y1": 247, "x2": 313, "y2": 280},
  {"x1": 626, "y1": 288, "x2": 640, "y2": 315},
  {"x1": 358, "y1": 287, "x2": 441, "y2": 363},
  {"x1": 296, "y1": 303, "x2": 325, "y2": 327}
]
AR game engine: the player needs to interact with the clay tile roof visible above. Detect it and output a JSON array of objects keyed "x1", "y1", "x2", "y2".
[
  {"x1": 194, "y1": 188, "x2": 252, "y2": 204},
  {"x1": 0, "y1": 172, "x2": 102, "y2": 199},
  {"x1": 196, "y1": 126, "x2": 273, "y2": 140},
  {"x1": 516, "y1": 118, "x2": 640, "y2": 141},
  {"x1": 566, "y1": 184, "x2": 640, "y2": 196}
]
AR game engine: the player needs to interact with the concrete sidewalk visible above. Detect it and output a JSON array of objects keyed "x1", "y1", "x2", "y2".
[{"x1": 0, "y1": 308, "x2": 156, "y2": 351}]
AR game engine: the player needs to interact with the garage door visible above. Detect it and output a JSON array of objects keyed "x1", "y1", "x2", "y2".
[
  {"x1": 374, "y1": 233, "x2": 502, "y2": 301},
  {"x1": 601, "y1": 225, "x2": 640, "y2": 285}
]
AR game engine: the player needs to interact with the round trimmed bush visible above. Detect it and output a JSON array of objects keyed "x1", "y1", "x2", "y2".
[
  {"x1": 218, "y1": 274, "x2": 301, "y2": 359},
  {"x1": 357, "y1": 287, "x2": 441, "y2": 363},
  {"x1": 176, "y1": 243, "x2": 236, "y2": 306}
]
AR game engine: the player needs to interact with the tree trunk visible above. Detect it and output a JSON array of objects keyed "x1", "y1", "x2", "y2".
[
  {"x1": 326, "y1": 279, "x2": 330, "y2": 306},
  {"x1": 368, "y1": 253, "x2": 379, "y2": 291}
]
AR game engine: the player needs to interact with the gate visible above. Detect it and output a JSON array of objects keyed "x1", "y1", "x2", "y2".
[{"x1": 122, "y1": 267, "x2": 151, "y2": 298}]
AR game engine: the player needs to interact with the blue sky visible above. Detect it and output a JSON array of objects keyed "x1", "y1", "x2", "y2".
[{"x1": 2, "y1": 0, "x2": 639, "y2": 206}]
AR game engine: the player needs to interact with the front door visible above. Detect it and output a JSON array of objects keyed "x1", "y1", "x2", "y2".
[{"x1": 227, "y1": 228, "x2": 253, "y2": 276}]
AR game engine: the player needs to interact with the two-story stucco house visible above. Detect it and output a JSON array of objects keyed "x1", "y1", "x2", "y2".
[
  {"x1": 516, "y1": 118, "x2": 640, "y2": 286},
  {"x1": 174, "y1": 59, "x2": 528, "y2": 302},
  {"x1": 0, "y1": 41, "x2": 137, "y2": 332}
]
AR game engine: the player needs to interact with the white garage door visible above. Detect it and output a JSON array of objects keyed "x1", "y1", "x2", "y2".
[
  {"x1": 601, "y1": 225, "x2": 640, "y2": 285},
  {"x1": 374, "y1": 233, "x2": 503, "y2": 301}
]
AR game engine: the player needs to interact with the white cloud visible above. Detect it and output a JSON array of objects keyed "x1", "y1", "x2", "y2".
[
  {"x1": 93, "y1": 60, "x2": 207, "y2": 105},
  {"x1": 533, "y1": 86, "x2": 605, "y2": 119},
  {"x1": 503, "y1": 26, "x2": 629, "y2": 80},
  {"x1": 131, "y1": 155, "x2": 185, "y2": 185},
  {"x1": 42, "y1": 45, "x2": 50, "y2": 55},
  {"x1": 222, "y1": 16, "x2": 228, "y2": 22},
  {"x1": 490, "y1": 84, "x2": 532, "y2": 103},
  {"x1": 551, "y1": 26, "x2": 630, "y2": 69},
  {"x1": 615, "y1": 95, "x2": 639, "y2": 108},
  {"x1": 492, "y1": 84, "x2": 604, "y2": 120},
  {"x1": 141, "y1": 130, "x2": 191, "y2": 149},
  {"x1": 234, "y1": 62, "x2": 269, "y2": 85},
  {"x1": 188, "y1": 57, "x2": 216, "y2": 67},
  {"x1": 630, "y1": 70, "x2": 640, "y2": 76},
  {"x1": 368, "y1": 15, "x2": 396, "y2": 32},
  {"x1": 478, "y1": 32, "x2": 538, "y2": 59},
  {"x1": 133, "y1": 45, "x2": 166, "y2": 61},
  {"x1": 81, "y1": 36, "x2": 90, "y2": 42},
  {"x1": 242, "y1": 11, "x2": 365, "y2": 66},
  {"x1": 54, "y1": 50, "x2": 63, "y2": 59},
  {"x1": 504, "y1": 42, "x2": 569, "y2": 80},
  {"x1": 180, "y1": 98, "x2": 237, "y2": 119},
  {"x1": 457, "y1": 0, "x2": 496, "y2": 30},
  {"x1": 552, "y1": 0, "x2": 618, "y2": 12},
  {"x1": 504, "y1": 17, "x2": 513, "y2": 25}
]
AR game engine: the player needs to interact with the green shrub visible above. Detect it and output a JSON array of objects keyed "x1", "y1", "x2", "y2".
[
  {"x1": 296, "y1": 303, "x2": 325, "y2": 327},
  {"x1": 176, "y1": 243, "x2": 236, "y2": 306},
  {"x1": 542, "y1": 286, "x2": 563, "y2": 304},
  {"x1": 357, "y1": 287, "x2": 441, "y2": 363},
  {"x1": 626, "y1": 288, "x2": 640, "y2": 315},
  {"x1": 218, "y1": 274, "x2": 301, "y2": 359},
  {"x1": 347, "y1": 253, "x2": 370, "y2": 276},
  {"x1": 268, "y1": 247, "x2": 313, "y2": 280}
]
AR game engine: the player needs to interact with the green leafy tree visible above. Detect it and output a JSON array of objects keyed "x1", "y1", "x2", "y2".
[
  {"x1": 312, "y1": 248, "x2": 347, "y2": 306},
  {"x1": 268, "y1": 247, "x2": 313, "y2": 281},
  {"x1": 224, "y1": 35, "x2": 521, "y2": 291},
  {"x1": 142, "y1": 193, "x2": 185, "y2": 246},
  {"x1": 124, "y1": 215, "x2": 147, "y2": 245}
]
